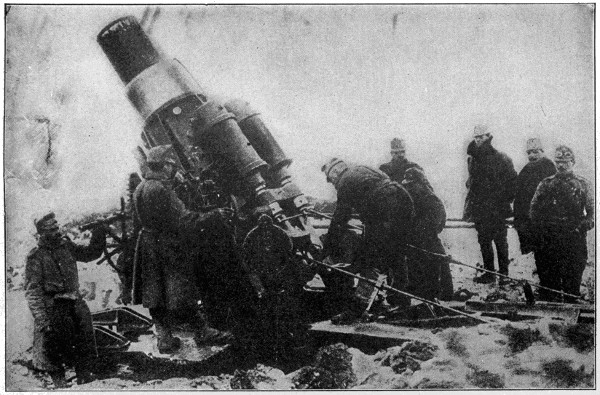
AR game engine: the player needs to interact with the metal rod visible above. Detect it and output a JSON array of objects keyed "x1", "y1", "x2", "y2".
[
  {"x1": 302, "y1": 254, "x2": 493, "y2": 324},
  {"x1": 405, "y1": 243, "x2": 583, "y2": 301},
  {"x1": 308, "y1": 209, "x2": 583, "y2": 301}
]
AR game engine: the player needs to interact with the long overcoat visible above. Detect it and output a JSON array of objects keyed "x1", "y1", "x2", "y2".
[
  {"x1": 513, "y1": 156, "x2": 556, "y2": 252},
  {"x1": 131, "y1": 170, "x2": 225, "y2": 311},
  {"x1": 530, "y1": 171, "x2": 594, "y2": 300},
  {"x1": 463, "y1": 138, "x2": 517, "y2": 223},
  {"x1": 25, "y1": 232, "x2": 104, "y2": 372},
  {"x1": 404, "y1": 175, "x2": 453, "y2": 300}
]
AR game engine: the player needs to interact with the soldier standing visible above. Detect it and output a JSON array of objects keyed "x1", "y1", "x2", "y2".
[
  {"x1": 402, "y1": 167, "x2": 454, "y2": 300},
  {"x1": 132, "y1": 145, "x2": 233, "y2": 353},
  {"x1": 513, "y1": 138, "x2": 556, "y2": 281},
  {"x1": 322, "y1": 158, "x2": 415, "y2": 323},
  {"x1": 530, "y1": 145, "x2": 593, "y2": 302},
  {"x1": 379, "y1": 138, "x2": 423, "y2": 183},
  {"x1": 463, "y1": 125, "x2": 517, "y2": 283},
  {"x1": 25, "y1": 213, "x2": 107, "y2": 387}
]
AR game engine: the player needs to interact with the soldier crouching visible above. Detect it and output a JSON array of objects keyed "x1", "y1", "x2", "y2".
[
  {"x1": 25, "y1": 212, "x2": 107, "y2": 387},
  {"x1": 321, "y1": 158, "x2": 416, "y2": 323}
]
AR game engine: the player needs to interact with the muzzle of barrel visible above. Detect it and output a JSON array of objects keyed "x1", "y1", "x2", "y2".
[{"x1": 98, "y1": 16, "x2": 271, "y2": 203}]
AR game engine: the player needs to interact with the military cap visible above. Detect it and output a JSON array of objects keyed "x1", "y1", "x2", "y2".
[
  {"x1": 146, "y1": 145, "x2": 177, "y2": 165},
  {"x1": 391, "y1": 138, "x2": 406, "y2": 152},
  {"x1": 473, "y1": 124, "x2": 490, "y2": 137},
  {"x1": 526, "y1": 138, "x2": 543, "y2": 151},
  {"x1": 34, "y1": 212, "x2": 59, "y2": 233},
  {"x1": 321, "y1": 157, "x2": 349, "y2": 184},
  {"x1": 554, "y1": 145, "x2": 575, "y2": 163}
]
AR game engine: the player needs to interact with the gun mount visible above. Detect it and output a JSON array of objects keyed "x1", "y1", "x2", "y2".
[{"x1": 97, "y1": 16, "x2": 319, "y2": 252}]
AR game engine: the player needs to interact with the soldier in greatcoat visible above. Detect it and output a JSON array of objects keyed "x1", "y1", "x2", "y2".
[
  {"x1": 321, "y1": 158, "x2": 415, "y2": 323},
  {"x1": 513, "y1": 138, "x2": 556, "y2": 285},
  {"x1": 463, "y1": 125, "x2": 517, "y2": 283},
  {"x1": 530, "y1": 145, "x2": 594, "y2": 302},
  {"x1": 132, "y1": 145, "x2": 233, "y2": 353},
  {"x1": 402, "y1": 167, "x2": 454, "y2": 300},
  {"x1": 25, "y1": 213, "x2": 107, "y2": 387}
]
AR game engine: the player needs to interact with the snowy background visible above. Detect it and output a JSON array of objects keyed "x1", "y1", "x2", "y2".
[{"x1": 4, "y1": 5, "x2": 596, "y2": 390}]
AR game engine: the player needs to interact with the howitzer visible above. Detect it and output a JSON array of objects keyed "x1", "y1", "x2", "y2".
[{"x1": 97, "y1": 16, "x2": 321, "y2": 252}]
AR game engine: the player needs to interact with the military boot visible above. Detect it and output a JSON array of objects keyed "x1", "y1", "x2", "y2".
[
  {"x1": 194, "y1": 325, "x2": 234, "y2": 346},
  {"x1": 48, "y1": 370, "x2": 68, "y2": 389},
  {"x1": 155, "y1": 322, "x2": 181, "y2": 354},
  {"x1": 74, "y1": 359, "x2": 97, "y2": 385}
]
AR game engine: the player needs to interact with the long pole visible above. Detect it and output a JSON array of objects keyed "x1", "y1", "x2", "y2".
[
  {"x1": 405, "y1": 243, "x2": 583, "y2": 301},
  {"x1": 301, "y1": 254, "x2": 493, "y2": 324},
  {"x1": 308, "y1": 209, "x2": 584, "y2": 301}
]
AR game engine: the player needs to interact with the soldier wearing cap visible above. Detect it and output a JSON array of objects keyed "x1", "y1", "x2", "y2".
[
  {"x1": 513, "y1": 138, "x2": 556, "y2": 273},
  {"x1": 24, "y1": 212, "x2": 107, "y2": 387},
  {"x1": 132, "y1": 145, "x2": 234, "y2": 353},
  {"x1": 530, "y1": 145, "x2": 593, "y2": 302},
  {"x1": 321, "y1": 158, "x2": 415, "y2": 323},
  {"x1": 379, "y1": 138, "x2": 423, "y2": 184},
  {"x1": 463, "y1": 125, "x2": 517, "y2": 283},
  {"x1": 402, "y1": 168, "x2": 454, "y2": 300}
]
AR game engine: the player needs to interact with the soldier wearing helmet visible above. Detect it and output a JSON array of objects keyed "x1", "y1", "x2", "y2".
[
  {"x1": 321, "y1": 158, "x2": 415, "y2": 323},
  {"x1": 530, "y1": 145, "x2": 594, "y2": 302},
  {"x1": 132, "y1": 145, "x2": 234, "y2": 353},
  {"x1": 379, "y1": 138, "x2": 423, "y2": 183},
  {"x1": 463, "y1": 124, "x2": 517, "y2": 284},
  {"x1": 24, "y1": 212, "x2": 107, "y2": 387}
]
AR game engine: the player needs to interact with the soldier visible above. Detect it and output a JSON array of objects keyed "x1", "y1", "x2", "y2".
[
  {"x1": 463, "y1": 125, "x2": 517, "y2": 283},
  {"x1": 25, "y1": 212, "x2": 107, "y2": 387},
  {"x1": 322, "y1": 158, "x2": 415, "y2": 323},
  {"x1": 132, "y1": 145, "x2": 234, "y2": 353},
  {"x1": 530, "y1": 145, "x2": 593, "y2": 302},
  {"x1": 402, "y1": 167, "x2": 454, "y2": 300},
  {"x1": 379, "y1": 138, "x2": 423, "y2": 183},
  {"x1": 513, "y1": 138, "x2": 556, "y2": 280}
]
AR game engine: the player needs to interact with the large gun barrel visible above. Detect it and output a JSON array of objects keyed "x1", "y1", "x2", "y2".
[
  {"x1": 224, "y1": 99, "x2": 293, "y2": 187},
  {"x1": 97, "y1": 16, "x2": 320, "y2": 249},
  {"x1": 97, "y1": 16, "x2": 269, "y2": 201}
]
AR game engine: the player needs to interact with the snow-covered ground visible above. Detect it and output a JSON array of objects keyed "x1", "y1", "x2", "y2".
[{"x1": 6, "y1": 225, "x2": 595, "y2": 390}]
